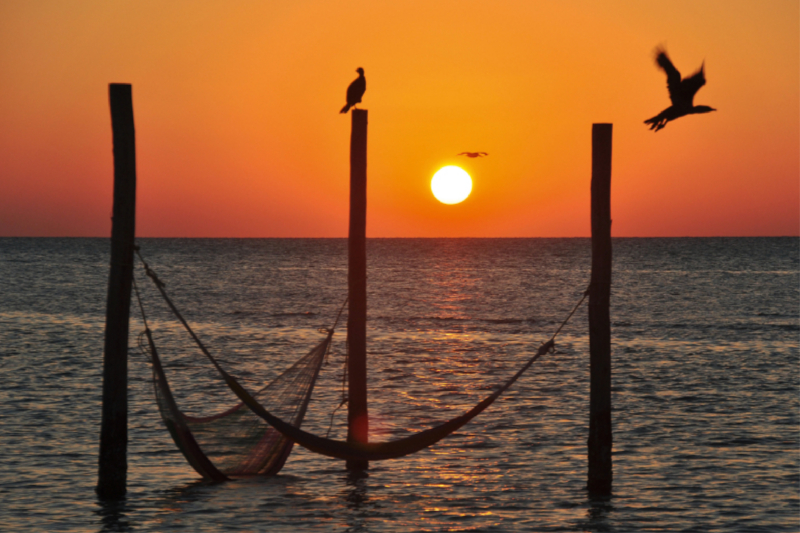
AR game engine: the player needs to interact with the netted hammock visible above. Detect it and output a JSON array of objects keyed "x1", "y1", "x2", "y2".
[
  {"x1": 135, "y1": 249, "x2": 587, "y2": 476},
  {"x1": 134, "y1": 252, "x2": 343, "y2": 481},
  {"x1": 144, "y1": 328, "x2": 332, "y2": 481}
]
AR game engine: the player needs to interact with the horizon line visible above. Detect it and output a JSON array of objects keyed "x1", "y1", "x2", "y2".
[{"x1": 1, "y1": 235, "x2": 797, "y2": 240}]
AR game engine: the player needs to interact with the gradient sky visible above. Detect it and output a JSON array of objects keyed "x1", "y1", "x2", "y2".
[{"x1": 1, "y1": 0, "x2": 797, "y2": 237}]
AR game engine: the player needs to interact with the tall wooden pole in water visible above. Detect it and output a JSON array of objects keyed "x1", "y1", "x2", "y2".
[
  {"x1": 347, "y1": 108, "x2": 369, "y2": 470},
  {"x1": 97, "y1": 84, "x2": 136, "y2": 499},
  {"x1": 588, "y1": 123, "x2": 613, "y2": 494}
]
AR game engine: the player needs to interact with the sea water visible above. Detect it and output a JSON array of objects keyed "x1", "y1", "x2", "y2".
[{"x1": 0, "y1": 238, "x2": 797, "y2": 532}]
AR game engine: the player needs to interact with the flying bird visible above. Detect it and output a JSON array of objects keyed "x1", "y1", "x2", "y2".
[
  {"x1": 457, "y1": 152, "x2": 488, "y2": 158},
  {"x1": 644, "y1": 48, "x2": 716, "y2": 132},
  {"x1": 340, "y1": 68, "x2": 366, "y2": 114}
]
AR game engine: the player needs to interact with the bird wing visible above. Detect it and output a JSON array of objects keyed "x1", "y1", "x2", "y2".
[
  {"x1": 346, "y1": 77, "x2": 366, "y2": 106},
  {"x1": 680, "y1": 64, "x2": 706, "y2": 105},
  {"x1": 655, "y1": 49, "x2": 683, "y2": 106}
]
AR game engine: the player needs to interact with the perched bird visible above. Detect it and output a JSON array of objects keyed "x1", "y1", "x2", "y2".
[
  {"x1": 340, "y1": 68, "x2": 366, "y2": 114},
  {"x1": 457, "y1": 152, "x2": 488, "y2": 158},
  {"x1": 644, "y1": 48, "x2": 716, "y2": 132}
]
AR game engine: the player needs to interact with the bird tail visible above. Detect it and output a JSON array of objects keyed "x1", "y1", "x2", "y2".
[{"x1": 340, "y1": 104, "x2": 351, "y2": 114}]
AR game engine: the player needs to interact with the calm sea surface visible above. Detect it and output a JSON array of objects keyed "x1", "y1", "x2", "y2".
[{"x1": 0, "y1": 238, "x2": 797, "y2": 532}]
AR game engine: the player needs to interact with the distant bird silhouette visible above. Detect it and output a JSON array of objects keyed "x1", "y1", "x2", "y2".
[
  {"x1": 457, "y1": 152, "x2": 488, "y2": 158},
  {"x1": 340, "y1": 68, "x2": 366, "y2": 114},
  {"x1": 645, "y1": 48, "x2": 716, "y2": 132}
]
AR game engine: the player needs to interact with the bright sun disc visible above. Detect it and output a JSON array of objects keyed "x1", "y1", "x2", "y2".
[{"x1": 431, "y1": 166, "x2": 472, "y2": 204}]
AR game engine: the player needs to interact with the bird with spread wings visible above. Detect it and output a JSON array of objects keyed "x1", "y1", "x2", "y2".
[
  {"x1": 644, "y1": 48, "x2": 716, "y2": 132},
  {"x1": 457, "y1": 152, "x2": 488, "y2": 158}
]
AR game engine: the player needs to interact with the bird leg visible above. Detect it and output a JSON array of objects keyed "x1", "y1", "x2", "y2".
[{"x1": 644, "y1": 111, "x2": 669, "y2": 132}]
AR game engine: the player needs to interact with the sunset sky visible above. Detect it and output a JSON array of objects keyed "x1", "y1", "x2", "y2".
[{"x1": 1, "y1": 0, "x2": 797, "y2": 237}]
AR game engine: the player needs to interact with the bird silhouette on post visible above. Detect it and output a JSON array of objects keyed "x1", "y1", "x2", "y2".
[
  {"x1": 645, "y1": 48, "x2": 716, "y2": 132},
  {"x1": 340, "y1": 68, "x2": 366, "y2": 114},
  {"x1": 457, "y1": 152, "x2": 488, "y2": 158}
]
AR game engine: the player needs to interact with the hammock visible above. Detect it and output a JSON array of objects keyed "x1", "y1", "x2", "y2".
[
  {"x1": 143, "y1": 329, "x2": 332, "y2": 481},
  {"x1": 137, "y1": 249, "x2": 588, "y2": 469},
  {"x1": 134, "y1": 252, "x2": 342, "y2": 481},
  {"x1": 210, "y1": 337, "x2": 556, "y2": 462},
  {"x1": 205, "y1": 292, "x2": 588, "y2": 462}
]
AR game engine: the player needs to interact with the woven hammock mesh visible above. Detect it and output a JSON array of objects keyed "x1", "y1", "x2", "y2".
[{"x1": 152, "y1": 335, "x2": 329, "y2": 477}]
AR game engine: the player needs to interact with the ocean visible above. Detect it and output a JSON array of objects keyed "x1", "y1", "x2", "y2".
[{"x1": 0, "y1": 237, "x2": 797, "y2": 532}]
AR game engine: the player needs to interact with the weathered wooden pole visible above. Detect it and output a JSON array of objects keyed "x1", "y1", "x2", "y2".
[
  {"x1": 588, "y1": 123, "x2": 613, "y2": 494},
  {"x1": 97, "y1": 83, "x2": 136, "y2": 500},
  {"x1": 347, "y1": 108, "x2": 369, "y2": 470}
]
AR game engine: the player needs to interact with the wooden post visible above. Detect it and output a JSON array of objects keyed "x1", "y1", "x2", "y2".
[
  {"x1": 97, "y1": 84, "x2": 136, "y2": 500},
  {"x1": 588, "y1": 123, "x2": 613, "y2": 494},
  {"x1": 347, "y1": 109, "x2": 369, "y2": 470}
]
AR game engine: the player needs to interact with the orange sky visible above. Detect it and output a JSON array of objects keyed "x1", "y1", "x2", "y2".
[{"x1": 1, "y1": 0, "x2": 797, "y2": 237}]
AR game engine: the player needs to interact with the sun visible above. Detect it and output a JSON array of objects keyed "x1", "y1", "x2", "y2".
[{"x1": 431, "y1": 166, "x2": 472, "y2": 205}]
